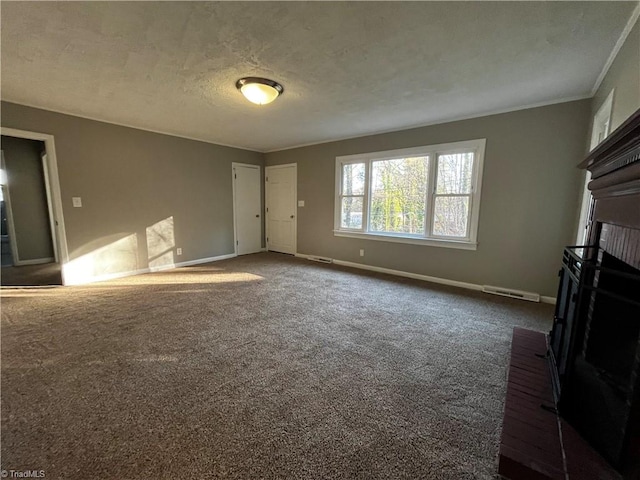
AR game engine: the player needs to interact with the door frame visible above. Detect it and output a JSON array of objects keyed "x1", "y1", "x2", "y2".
[
  {"x1": 1, "y1": 127, "x2": 69, "y2": 283},
  {"x1": 41, "y1": 153, "x2": 59, "y2": 263},
  {"x1": 232, "y1": 162, "x2": 262, "y2": 255},
  {"x1": 575, "y1": 89, "x2": 614, "y2": 244},
  {"x1": 265, "y1": 163, "x2": 297, "y2": 255}
]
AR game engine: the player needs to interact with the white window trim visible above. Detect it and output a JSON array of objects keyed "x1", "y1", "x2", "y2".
[
  {"x1": 590, "y1": 89, "x2": 614, "y2": 151},
  {"x1": 575, "y1": 89, "x2": 614, "y2": 245},
  {"x1": 334, "y1": 139, "x2": 486, "y2": 250}
]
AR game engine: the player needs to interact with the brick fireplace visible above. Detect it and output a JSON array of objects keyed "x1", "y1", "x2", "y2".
[{"x1": 549, "y1": 108, "x2": 640, "y2": 478}]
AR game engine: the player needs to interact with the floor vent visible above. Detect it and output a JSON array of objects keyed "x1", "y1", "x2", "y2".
[
  {"x1": 307, "y1": 256, "x2": 333, "y2": 264},
  {"x1": 482, "y1": 285, "x2": 540, "y2": 302}
]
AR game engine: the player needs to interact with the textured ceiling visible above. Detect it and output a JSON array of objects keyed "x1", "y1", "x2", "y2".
[{"x1": 1, "y1": 2, "x2": 636, "y2": 152}]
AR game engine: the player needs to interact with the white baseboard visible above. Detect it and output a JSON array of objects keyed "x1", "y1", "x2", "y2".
[
  {"x1": 14, "y1": 257, "x2": 55, "y2": 266},
  {"x1": 334, "y1": 258, "x2": 484, "y2": 291},
  {"x1": 296, "y1": 253, "x2": 556, "y2": 305},
  {"x1": 155, "y1": 253, "x2": 237, "y2": 271},
  {"x1": 63, "y1": 253, "x2": 237, "y2": 286}
]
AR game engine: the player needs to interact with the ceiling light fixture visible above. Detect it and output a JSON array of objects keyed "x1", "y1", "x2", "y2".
[{"x1": 236, "y1": 77, "x2": 284, "y2": 105}]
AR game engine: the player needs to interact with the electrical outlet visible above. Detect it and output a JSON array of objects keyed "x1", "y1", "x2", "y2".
[
  {"x1": 360, "y1": 249, "x2": 365, "y2": 257},
  {"x1": 176, "y1": 248, "x2": 182, "y2": 256},
  {"x1": 72, "y1": 197, "x2": 82, "y2": 208}
]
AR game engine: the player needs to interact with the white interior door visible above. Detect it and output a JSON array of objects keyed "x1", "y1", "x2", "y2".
[
  {"x1": 266, "y1": 164, "x2": 296, "y2": 255},
  {"x1": 233, "y1": 163, "x2": 261, "y2": 255}
]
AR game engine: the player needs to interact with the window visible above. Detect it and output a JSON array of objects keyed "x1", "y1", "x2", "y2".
[
  {"x1": 335, "y1": 139, "x2": 486, "y2": 250},
  {"x1": 590, "y1": 89, "x2": 614, "y2": 151},
  {"x1": 576, "y1": 89, "x2": 614, "y2": 245}
]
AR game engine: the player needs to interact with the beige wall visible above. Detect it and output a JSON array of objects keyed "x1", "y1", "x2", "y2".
[
  {"x1": 592, "y1": 18, "x2": 640, "y2": 131},
  {"x1": 265, "y1": 100, "x2": 591, "y2": 297},
  {"x1": 1, "y1": 135, "x2": 54, "y2": 261},
  {"x1": 1, "y1": 101, "x2": 263, "y2": 282}
]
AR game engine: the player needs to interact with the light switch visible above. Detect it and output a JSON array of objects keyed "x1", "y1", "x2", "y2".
[
  {"x1": 72, "y1": 197, "x2": 82, "y2": 208},
  {"x1": 298, "y1": 200, "x2": 305, "y2": 207}
]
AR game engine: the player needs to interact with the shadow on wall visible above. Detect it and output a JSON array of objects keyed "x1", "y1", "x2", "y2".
[{"x1": 64, "y1": 216, "x2": 176, "y2": 285}]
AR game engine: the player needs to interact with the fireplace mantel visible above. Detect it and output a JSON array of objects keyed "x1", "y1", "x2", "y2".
[{"x1": 580, "y1": 108, "x2": 640, "y2": 246}]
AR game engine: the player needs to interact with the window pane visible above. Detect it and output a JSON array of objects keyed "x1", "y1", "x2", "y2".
[
  {"x1": 341, "y1": 196, "x2": 363, "y2": 229},
  {"x1": 370, "y1": 156, "x2": 428, "y2": 234},
  {"x1": 342, "y1": 163, "x2": 365, "y2": 196},
  {"x1": 436, "y1": 152, "x2": 473, "y2": 194},
  {"x1": 433, "y1": 196, "x2": 469, "y2": 237}
]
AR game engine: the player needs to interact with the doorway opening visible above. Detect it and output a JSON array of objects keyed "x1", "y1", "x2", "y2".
[{"x1": 1, "y1": 129, "x2": 68, "y2": 286}]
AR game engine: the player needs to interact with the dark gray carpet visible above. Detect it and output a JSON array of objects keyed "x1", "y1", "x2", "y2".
[
  {"x1": 1, "y1": 252, "x2": 553, "y2": 479},
  {"x1": 1, "y1": 262, "x2": 63, "y2": 286}
]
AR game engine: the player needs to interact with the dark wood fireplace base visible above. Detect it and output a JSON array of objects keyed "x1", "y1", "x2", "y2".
[{"x1": 498, "y1": 328, "x2": 620, "y2": 480}]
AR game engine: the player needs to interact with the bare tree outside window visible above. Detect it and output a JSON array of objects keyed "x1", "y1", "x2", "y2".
[
  {"x1": 340, "y1": 163, "x2": 365, "y2": 229},
  {"x1": 433, "y1": 152, "x2": 473, "y2": 237},
  {"x1": 370, "y1": 156, "x2": 428, "y2": 234}
]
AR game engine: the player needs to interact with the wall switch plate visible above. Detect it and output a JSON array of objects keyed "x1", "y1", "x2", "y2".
[
  {"x1": 176, "y1": 248, "x2": 182, "y2": 256},
  {"x1": 360, "y1": 249, "x2": 365, "y2": 257},
  {"x1": 72, "y1": 197, "x2": 82, "y2": 208},
  {"x1": 298, "y1": 200, "x2": 305, "y2": 207}
]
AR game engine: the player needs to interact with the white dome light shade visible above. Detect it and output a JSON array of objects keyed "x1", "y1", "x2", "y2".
[
  {"x1": 236, "y1": 77, "x2": 284, "y2": 105},
  {"x1": 240, "y1": 83, "x2": 278, "y2": 105}
]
